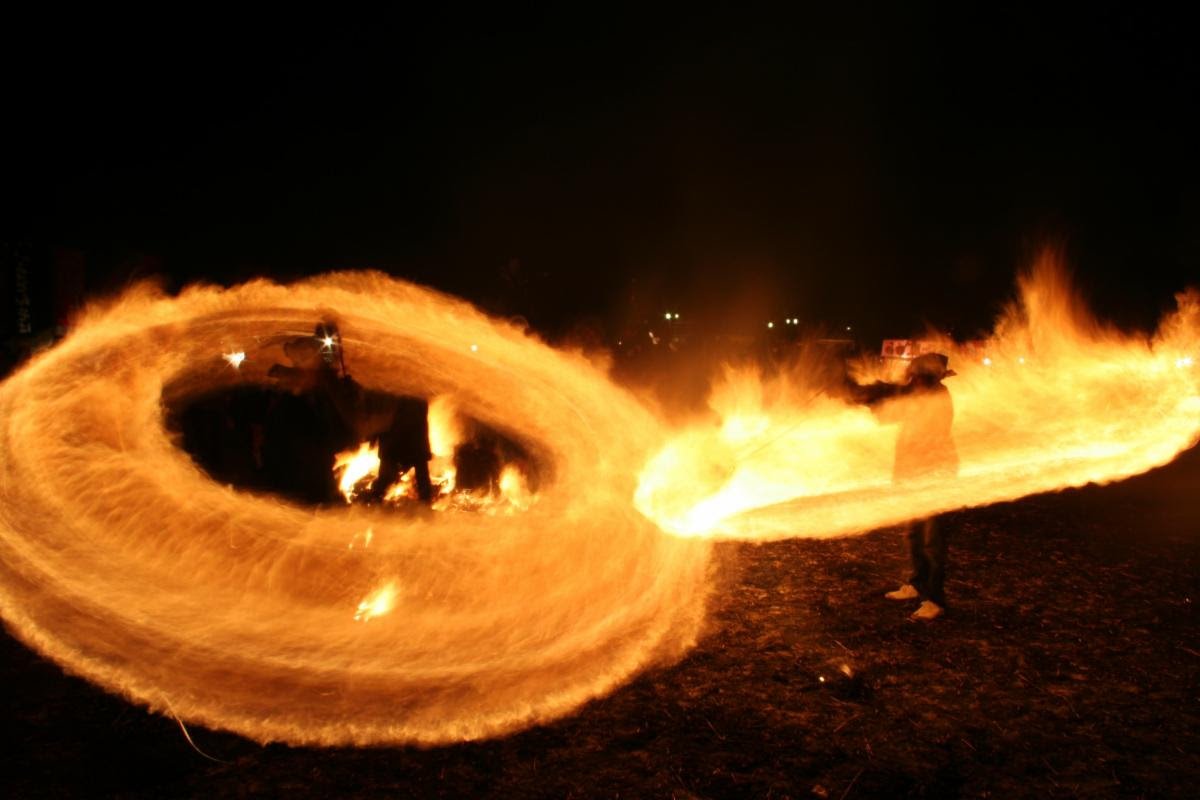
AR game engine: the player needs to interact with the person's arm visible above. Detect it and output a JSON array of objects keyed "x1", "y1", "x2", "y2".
[{"x1": 844, "y1": 377, "x2": 900, "y2": 406}]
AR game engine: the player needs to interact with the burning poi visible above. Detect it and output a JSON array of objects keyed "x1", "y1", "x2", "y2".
[
  {"x1": 0, "y1": 273, "x2": 712, "y2": 746},
  {"x1": 0, "y1": 260, "x2": 1196, "y2": 746}
]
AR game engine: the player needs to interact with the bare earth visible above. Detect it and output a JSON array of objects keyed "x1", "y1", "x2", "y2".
[{"x1": 3, "y1": 446, "x2": 1198, "y2": 799}]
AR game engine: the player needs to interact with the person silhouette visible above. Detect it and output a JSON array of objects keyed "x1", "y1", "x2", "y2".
[{"x1": 848, "y1": 352, "x2": 958, "y2": 620}]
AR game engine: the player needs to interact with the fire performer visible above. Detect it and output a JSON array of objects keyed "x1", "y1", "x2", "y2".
[{"x1": 847, "y1": 352, "x2": 958, "y2": 620}]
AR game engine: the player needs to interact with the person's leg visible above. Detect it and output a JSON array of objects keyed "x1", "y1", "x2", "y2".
[
  {"x1": 371, "y1": 434, "x2": 400, "y2": 502},
  {"x1": 923, "y1": 516, "x2": 947, "y2": 607},
  {"x1": 413, "y1": 458, "x2": 434, "y2": 503},
  {"x1": 907, "y1": 521, "x2": 929, "y2": 595}
]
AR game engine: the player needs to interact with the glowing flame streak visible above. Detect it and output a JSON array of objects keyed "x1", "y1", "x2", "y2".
[
  {"x1": 354, "y1": 581, "x2": 397, "y2": 622},
  {"x1": 0, "y1": 272, "x2": 710, "y2": 746},
  {"x1": 498, "y1": 465, "x2": 532, "y2": 512},
  {"x1": 332, "y1": 441, "x2": 380, "y2": 503},
  {"x1": 383, "y1": 468, "x2": 418, "y2": 502},
  {"x1": 348, "y1": 527, "x2": 374, "y2": 550},
  {"x1": 637, "y1": 257, "x2": 1200, "y2": 541},
  {"x1": 427, "y1": 396, "x2": 462, "y2": 496}
]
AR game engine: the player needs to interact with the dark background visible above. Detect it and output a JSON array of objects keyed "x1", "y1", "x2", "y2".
[
  {"x1": 3, "y1": 5, "x2": 1198, "y2": 345},
  {"x1": 3, "y1": 9, "x2": 1200, "y2": 796}
]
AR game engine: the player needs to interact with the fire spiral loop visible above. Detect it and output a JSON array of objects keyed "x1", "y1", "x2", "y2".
[{"x1": 0, "y1": 272, "x2": 712, "y2": 746}]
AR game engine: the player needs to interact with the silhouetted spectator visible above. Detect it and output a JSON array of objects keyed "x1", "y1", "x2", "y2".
[{"x1": 848, "y1": 352, "x2": 958, "y2": 620}]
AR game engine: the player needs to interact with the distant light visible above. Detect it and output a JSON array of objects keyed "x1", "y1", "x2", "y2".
[
  {"x1": 846, "y1": 326, "x2": 852, "y2": 332},
  {"x1": 321, "y1": 335, "x2": 335, "y2": 349},
  {"x1": 767, "y1": 322, "x2": 774, "y2": 329},
  {"x1": 818, "y1": 675, "x2": 826, "y2": 683},
  {"x1": 674, "y1": 313, "x2": 681, "y2": 319},
  {"x1": 470, "y1": 344, "x2": 479, "y2": 352},
  {"x1": 665, "y1": 312, "x2": 672, "y2": 320},
  {"x1": 1177, "y1": 356, "x2": 1194, "y2": 368},
  {"x1": 223, "y1": 351, "x2": 246, "y2": 369},
  {"x1": 982, "y1": 357, "x2": 993, "y2": 366},
  {"x1": 1018, "y1": 357, "x2": 1026, "y2": 365}
]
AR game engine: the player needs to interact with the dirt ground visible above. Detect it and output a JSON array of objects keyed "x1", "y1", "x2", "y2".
[{"x1": 3, "y1": 446, "x2": 1198, "y2": 799}]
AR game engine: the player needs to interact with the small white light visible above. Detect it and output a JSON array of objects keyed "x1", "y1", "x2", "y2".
[
  {"x1": 321, "y1": 336, "x2": 335, "y2": 348},
  {"x1": 1018, "y1": 357, "x2": 1026, "y2": 365},
  {"x1": 223, "y1": 351, "x2": 246, "y2": 368},
  {"x1": 470, "y1": 344, "x2": 479, "y2": 353},
  {"x1": 674, "y1": 313, "x2": 680, "y2": 319},
  {"x1": 665, "y1": 312, "x2": 672, "y2": 320},
  {"x1": 767, "y1": 322, "x2": 774, "y2": 329},
  {"x1": 982, "y1": 357, "x2": 993, "y2": 366},
  {"x1": 846, "y1": 326, "x2": 852, "y2": 332},
  {"x1": 818, "y1": 675, "x2": 826, "y2": 683},
  {"x1": 1177, "y1": 356, "x2": 1195, "y2": 368}
]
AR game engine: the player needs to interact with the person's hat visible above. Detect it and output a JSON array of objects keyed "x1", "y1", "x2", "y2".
[{"x1": 908, "y1": 352, "x2": 956, "y2": 379}]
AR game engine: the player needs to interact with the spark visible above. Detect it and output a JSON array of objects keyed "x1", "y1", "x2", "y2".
[{"x1": 222, "y1": 351, "x2": 246, "y2": 368}]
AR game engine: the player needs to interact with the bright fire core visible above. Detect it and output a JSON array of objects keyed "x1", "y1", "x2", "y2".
[
  {"x1": 636, "y1": 260, "x2": 1200, "y2": 541},
  {"x1": 0, "y1": 274, "x2": 711, "y2": 746},
  {"x1": 0, "y1": 262, "x2": 1197, "y2": 747}
]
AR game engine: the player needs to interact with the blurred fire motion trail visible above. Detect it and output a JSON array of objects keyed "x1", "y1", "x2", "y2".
[
  {"x1": 637, "y1": 257, "x2": 1200, "y2": 541},
  {"x1": 0, "y1": 273, "x2": 711, "y2": 746},
  {"x1": 1, "y1": 262, "x2": 1195, "y2": 749}
]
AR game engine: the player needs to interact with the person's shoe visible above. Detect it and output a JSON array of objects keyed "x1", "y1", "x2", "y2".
[
  {"x1": 885, "y1": 584, "x2": 919, "y2": 600},
  {"x1": 911, "y1": 600, "x2": 943, "y2": 620}
]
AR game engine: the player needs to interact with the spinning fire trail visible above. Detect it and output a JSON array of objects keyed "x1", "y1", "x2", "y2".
[
  {"x1": 637, "y1": 260, "x2": 1200, "y2": 541},
  {"x1": 0, "y1": 273, "x2": 711, "y2": 746},
  {"x1": 0, "y1": 263, "x2": 1197, "y2": 746}
]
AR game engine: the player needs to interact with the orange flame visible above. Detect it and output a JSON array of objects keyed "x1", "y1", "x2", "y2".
[
  {"x1": 426, "y1": 395, "x2": 462, "y2": 495},
  {"x1": 0, "y1": 271, "x2": 709, "y2": 746},
  {"x1": 353, "y1": 581, "x2": 398, "y2": 622},
  {"x1": 0, "y1": 260, "x2": 1193, "y2": 747},
  {"x1": 636, "y1": 257, "x2": 1200, "y2": 540},
  {"x1": 332, "y1": 441, "x2": 381, "y2": 503}
]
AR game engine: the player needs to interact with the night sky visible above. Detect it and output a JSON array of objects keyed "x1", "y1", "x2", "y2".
[{"x1": 5, "y1": 6, "x2": 1198, "y2": 343}]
